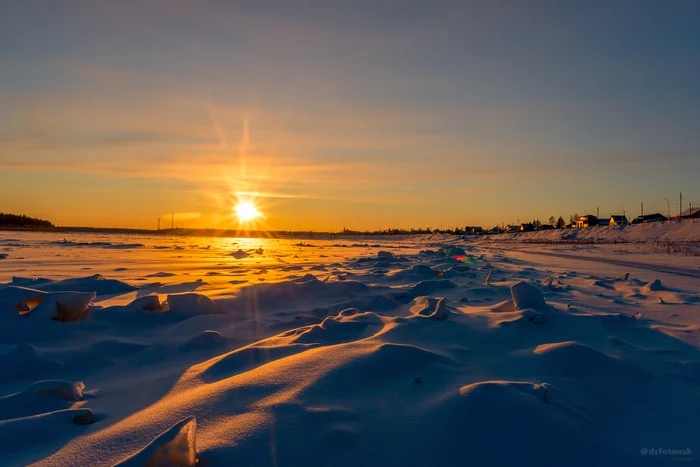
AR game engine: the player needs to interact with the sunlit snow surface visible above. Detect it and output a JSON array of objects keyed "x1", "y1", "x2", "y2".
[{"x1": 1, "y1": 229, "x2": 699, "y2": 466}]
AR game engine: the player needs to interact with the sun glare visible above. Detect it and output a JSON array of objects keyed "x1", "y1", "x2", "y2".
[{"x1": 235, "y1": 201, "x2": 261, "y2": 222}]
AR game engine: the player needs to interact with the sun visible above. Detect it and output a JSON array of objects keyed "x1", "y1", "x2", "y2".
[{"x1": 234, "y1": 200, "x2": 261, "y2": 222}]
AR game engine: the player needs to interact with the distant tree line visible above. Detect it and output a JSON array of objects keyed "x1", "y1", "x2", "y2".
[
  {"x1": 1, "y1": 212, "x2": 582, "y2": 236},
  {"x1": 0, "y1": 213, "x2": 53, "y2": 228}
]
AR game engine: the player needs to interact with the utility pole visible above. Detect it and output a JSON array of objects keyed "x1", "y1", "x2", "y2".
[
  {"x1": 597, "y1": 207, "x2": 599, "y2": 218},
  {"x1": 641, "y1": 202, "x2": 644, "y2": 220},
  {"x1": 680, "y1": 192, "x2": 683, "y2": 220}
]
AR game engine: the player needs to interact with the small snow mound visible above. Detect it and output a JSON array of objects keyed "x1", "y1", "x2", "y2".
[
  {"x1": 230, "y1": 249, "x2": 250, "y2": 259},
  {"x1": 147, "y1": 272, "x2": 176, "y2": 278},
  {"x1": 295, "y1": 273, "x2": 320, "y2": 283},
  {"x1": 449, "y1": 246, "x2": 467, "y2": 257},
  {"x1": 377, "y1": 250, "x2": 394, "y2": 260},
  {"x1": 180, "y1": 330, "x2": 227, "y2": 350},
  {"x1": 0, "y1": 343, "x2": 63, "y2": 379},
  {"x1": 26, "y1": 380, "x2": 85, "y2": 401},
  {"x1": 616, "y1": 272, "x2": 630, "y2": 281},
  {"x1": 410, "y1": 279, "x2": 456, "y2": 295},
  {"x1": 113, "y1": 416, "x2": 197, "y2": 467},
  {"x1": 459, "y1": 380, "x2": 550, "y2": 405},
  {"x1": 12, "y1": 343, "x2": 40, "y2": 358},
  {"x1": 409, "y1": 264, "x2": 435, "y2": 275},
  {"x1": 528, "y1": 312, "x2": 547, "y2": 325},
  {"x1": 294, "y1": 314, "x2": 379, "y2": 345},
  {"x1": 308, "y1": 343, "x2": 456, "y2": 391},
  {"x1": 643, "y1": 279, "x2": 664, "y2": 292},
  {"x1": 533, "y1": 341, "x2": 648, "y2": 379},
  {"x1": 510, "y1": 281, "x2": 547, "y2": 310},
  {"x1": 167, "y1": 293, "x2": 220, "y2": 318}
]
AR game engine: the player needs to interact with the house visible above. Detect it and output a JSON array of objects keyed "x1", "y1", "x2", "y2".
[
  {"x1": 609, "y1": 215, "x2": 629, "y2": 226},
  {"x1": 632, "y1": 213, "x2": 667, "y2": 224},
  {"x1": 520, "y1": 223, "x2": 535, "y2": 232},
  {"x1": 505, "y1": 225, "x2": 520, "y2": 233},
  {"x1": 465, "y1": 226, "x2": 483, "y2": 235},
  {"x1": 576, "y1": 215, "x2": 598, "y2": 228},
  {"x1": 680, "y1": 207, "x2": 700, "y2": 219}
]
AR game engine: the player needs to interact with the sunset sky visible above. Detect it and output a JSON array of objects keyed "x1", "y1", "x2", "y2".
[{"x1": 2, "y1": 1, "x2": 699, "y2": 230}]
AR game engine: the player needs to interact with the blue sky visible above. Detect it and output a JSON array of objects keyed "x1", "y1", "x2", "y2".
[{"x1": 1, "y1": 1, "x2": 699, "y2": 229}]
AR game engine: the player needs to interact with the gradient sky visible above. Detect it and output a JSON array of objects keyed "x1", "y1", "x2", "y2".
[{"x1": 2, "y1": 1, "x2": 699, "y2": 230}]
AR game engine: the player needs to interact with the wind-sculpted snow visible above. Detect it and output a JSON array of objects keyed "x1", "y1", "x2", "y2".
[
  {"x1": 9, "y1": 274, "x2": 137, "y2": 295},
  {"x1": 112, "y1": 417, "x2": 197, "y2": 467},
  {"x1": 0, "y1": 231, "x2": 699, "y2": 466}
]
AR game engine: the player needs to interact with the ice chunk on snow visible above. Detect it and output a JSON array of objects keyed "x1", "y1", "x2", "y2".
[
  {"x1": 510, "y1": 281, "x2": 547, "y2": 310},
  {"x1": 113, "y1": 416, "x2": 197, "y2": 467},
  {"x1": 0, "y1": 286, "x2": 45, "y2": 315},
  {"x1": 31, "y1": 291, "x2": 96, "y2": 321},
  {"x1": 642, "y1": 279, "x2": 664, "y2": 293},
  {"x1": 1, "y1": 286, "x2": 96, "y2": 321},
  {"x1": 72, "y1": 408, "x2": 93, "y2": 425},
  {"x1": 377, "y1": 251, "x2": 394, "y2": 260},
  {"x1": 126, "y1": 295, "x2": 162, "y2": 312},
  {"x1": 167, "y1": 293, "x2": 220, "y2": 317}
]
